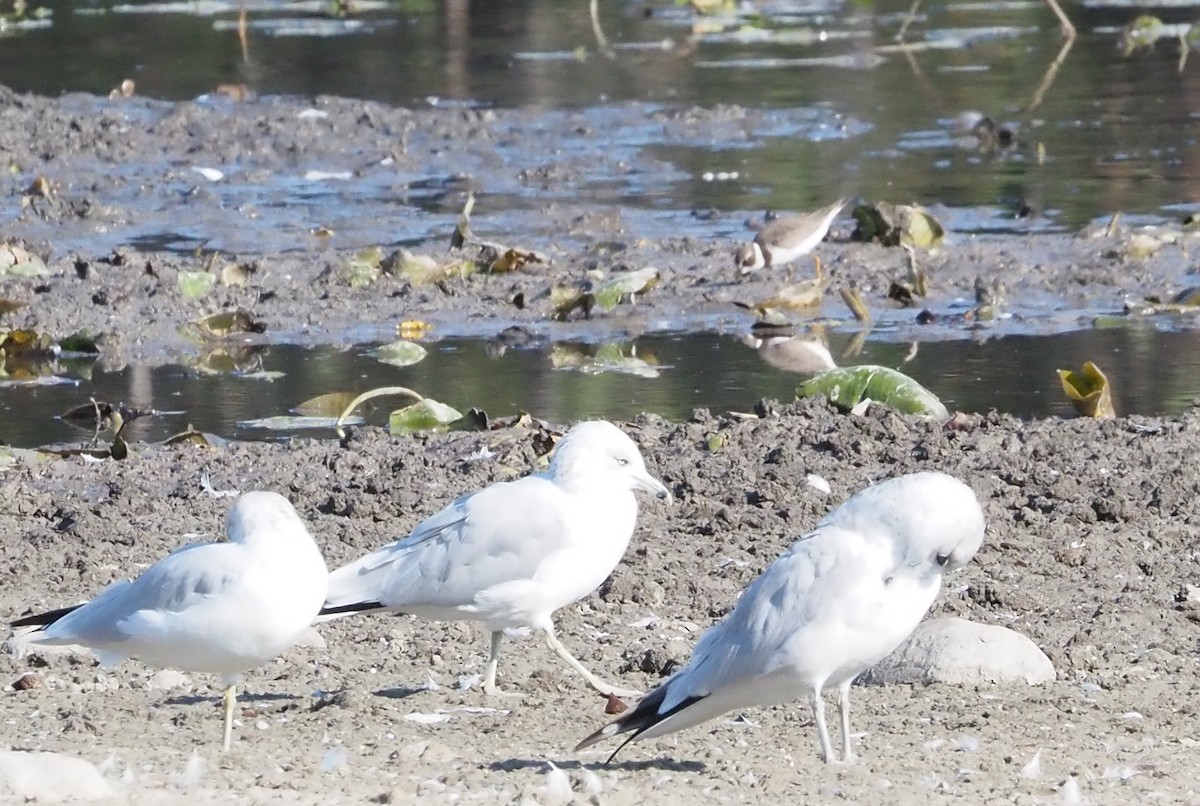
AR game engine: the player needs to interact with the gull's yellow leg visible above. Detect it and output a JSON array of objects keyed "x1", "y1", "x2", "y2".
[{"x1": 222, "y1": 684, "x2": 237, "y2": 752}]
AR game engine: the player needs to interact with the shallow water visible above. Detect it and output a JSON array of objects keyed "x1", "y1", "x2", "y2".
[
  {"x1": 2, "y1": 326, "x2": 1196, "y2": 449},
  {"x1": 1, "y1": 0, "x2": 1197, "y2": 234}
]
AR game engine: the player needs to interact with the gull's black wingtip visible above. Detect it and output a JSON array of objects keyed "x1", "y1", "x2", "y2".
[
  {"x1": 575, "y1": 686, "x2": 706, "y2": 764},
  {"x1": 10, "y1": 604, "x2": 82, "y2": 630},
  {"x1": 318, "y1": 601, "x2": 385, "y2": 618}
]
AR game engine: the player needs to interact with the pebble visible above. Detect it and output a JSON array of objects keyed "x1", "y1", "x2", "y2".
[
  {"x1": 863, "y1": 617, "x2": 1055, "y2": 686},
  {"x1": 0, "y1": 750, "x2": 113, "y2": 801}
]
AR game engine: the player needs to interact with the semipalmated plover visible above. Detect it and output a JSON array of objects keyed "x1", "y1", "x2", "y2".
[{"x1": 735, "y1": 198, "x2": 848, "y2": 274}]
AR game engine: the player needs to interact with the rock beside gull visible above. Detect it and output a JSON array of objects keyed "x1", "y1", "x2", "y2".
[{"x1": 863, "y1": 617, "x2": 1055, "y2": 686}]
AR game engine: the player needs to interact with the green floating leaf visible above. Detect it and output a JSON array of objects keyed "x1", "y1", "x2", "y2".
[
  {"x1": 375, "y1": 340, "x2": 427, "y2": 368},
  {"x1": 293, "y1": 391, "x2": 362, "y2": 418},
  {"x1": 851, "y1": 203, "x2": 945, "y2": 249},
  {"x1": 340, "y1": 247, "x2": 383, "y2": 288},
  {"x1": 798, "y1": 365, "x2": 948, "y2": 418},
  {"x1": 0, "y1": 445, "x2": 48, "y2": 466},
  {"x1": 177, "y1": 271, "x2": 216, "y2": 299},
  {"x1": 188, "y1": 309, "x2": 267, "y2": 340},
  {"x1": 389, "y1": 398, "x2": 463, "y2": 435},
  {"x1": 380, "y1": 248, "x2": 474, "y2": 286},
  {"x1": 1057, "y1": 361, "x2": 1116, "y2": 419},
  {"x1": 0, "y1": 243, "x2": 48, "y2": 278},
  {"x1": 592, "y1": 267, "x2": 661, "y2": 310},
  {"x1": 57, "y1": 332, "x2": 100, "y2": 354},
  {"x1": 162, "y1": 427, "x2": 213, "y2": 447}
]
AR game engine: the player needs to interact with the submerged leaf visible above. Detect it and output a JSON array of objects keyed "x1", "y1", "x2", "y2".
[
  {"x1": 293, "y1": 391, "x2": 363, "y2": 418},
  {"x1": 334, "y1": 386, "x2": 426, "y2": 438},
  {"x1": 1057, "y1": 361, "x2": 1116, "y2": 419},
  {"x1": 389, "y1": 398, "x2": 463, "y2": 434},
  {"x1": 162, "y1": 426, "x2": 212, "y2": 447},
  {"x1": 798, "y1": 365, "x2": 948, "y2": 418},
  {"x1": 188, "y1": 309, "x2": 267, "y2": 340},
  {"x1": 550, "y1": 343, "x2": 663, "y2": 378},
  {"x1": 239, "y1": 414, "x2": 363, "y2": 431},
  {"x1": 375, "y1": 340, "x2": 428, "y2": 367}
]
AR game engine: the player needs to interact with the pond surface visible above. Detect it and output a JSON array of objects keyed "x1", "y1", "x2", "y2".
[
  {"x1": 1, "y1": 0, "x2": 1198, "y2": 233},
  {"x1": 2, "y1": 326, "x2": 1196, "y2": 449}
]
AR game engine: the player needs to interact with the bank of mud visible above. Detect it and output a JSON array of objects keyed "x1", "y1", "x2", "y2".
[{"x1": 0, "y1": 88, "x2": 1195, "y2": 373}]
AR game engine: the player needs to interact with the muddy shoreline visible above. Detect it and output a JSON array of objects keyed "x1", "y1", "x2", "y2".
[{"x1": 1, "y1": 88, "x2": 1195, "y2": 373}]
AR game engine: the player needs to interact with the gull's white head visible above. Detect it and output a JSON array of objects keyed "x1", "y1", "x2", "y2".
[
  {"x1": 226, "y1": 490, "x2": 312, "y2": 545},
  {"x1": 824, "y1": 471, "x2": 985, "y2": 573},
  {"x1": 549, "y1": 421, "x2": 672, "y2": 502}
]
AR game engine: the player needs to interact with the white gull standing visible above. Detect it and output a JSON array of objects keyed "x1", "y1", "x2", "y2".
[
  {"x1": 577, "y1": 471, "x2": 985, "y2": 763},
  {"x1": 321, "y1": 420, "x2": 671, "y2": 697},
  {"x1": 10, "y1": 491, "x2": 329, "y2": 752}
]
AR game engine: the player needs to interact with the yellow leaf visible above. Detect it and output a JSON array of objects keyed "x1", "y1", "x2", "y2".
[{"x1": 1057, "y1": 361, "x2": 1116, "y2": 419}]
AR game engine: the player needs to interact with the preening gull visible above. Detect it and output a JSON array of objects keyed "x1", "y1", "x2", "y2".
[
  {"x1": 321, "y1": 420, "x2": 671, "y2": 697},
  {"x1": 10, "y1": 491, "x2": 329, "y2": 752},
  {"x1": 576, "y1": 471, "x2": 985, "y2": 763}
]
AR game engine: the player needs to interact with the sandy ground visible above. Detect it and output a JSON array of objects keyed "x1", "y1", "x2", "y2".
[
  {"x1": 3, "y1": 403, "x2": 1200, "y2": 803},
  {"x1": 3, "y1": 89, "x2": 1200, "y2": 804}
]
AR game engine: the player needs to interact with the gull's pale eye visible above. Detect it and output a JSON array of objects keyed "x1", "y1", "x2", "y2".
[
  {"x1": 617, "y1": 457, "x2": 630, "y2": 467},
  {"x1": 935, "y1": 553, "x2": 951, "y2": 567}
]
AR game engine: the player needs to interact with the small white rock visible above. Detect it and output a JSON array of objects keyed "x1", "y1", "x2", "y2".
[
  {"x1": 191, "y1": 166, "x2": 224, "y2": 182},
  {"x1": 1020, "y1": 748, "x2": 1042, "y2": 779},
  {"x1": 145, "y1": 669, "x2": 191, "y2": 690},
  {"x1": 0, "y1": 751, "x2": 113, "y2": 801},
  {"x1": 806, "y1": 473, "x2": 832, "y2": 495},
  {"x1": 534, "y1": 763, "x2": 572, "y2": 806},
  {"x1": 863, "y1": 617, "x2": 1055, "y2": 686}
]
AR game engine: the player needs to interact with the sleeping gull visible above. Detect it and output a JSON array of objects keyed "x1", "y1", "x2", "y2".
[
  {"x1": 321, "y1": 420, "x2": 671, "y2": 697},
  {"x1": 10, "y1": 491, "x2": 329, "y2": 752},
  {"x1": 576, "y1": 471, "x2": 985, "y2": 763}
]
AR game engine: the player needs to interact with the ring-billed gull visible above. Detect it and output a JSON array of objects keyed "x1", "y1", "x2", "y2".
[
  {"x1": 10, "y1": 491, "x2": 329, "y2": 752},
  {"x1": 321, "y1": 420, "x2": 671, "y2": 697},
  {"x1": 576, "y1": 471, "x2": 985, "y2": 763}
]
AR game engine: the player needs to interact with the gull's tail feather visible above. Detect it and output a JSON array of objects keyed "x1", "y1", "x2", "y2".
[
  {"x1": 11, "y1": 604, "x2": 83, "y2": 630},
  {"x1": 576, "y1": 685, "x2": 706, "y2": 764}
]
